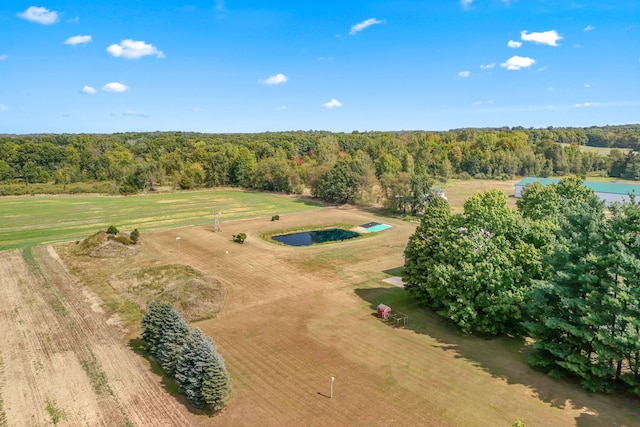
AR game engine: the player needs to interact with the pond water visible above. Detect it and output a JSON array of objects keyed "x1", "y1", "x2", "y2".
[{"x1": 272, "y1": 228, "x2": 360, "y2": 247}]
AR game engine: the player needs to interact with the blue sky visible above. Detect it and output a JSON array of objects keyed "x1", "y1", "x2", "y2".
[{"x1": 1, "y1": 1, "x2": 639, "y2": 134}]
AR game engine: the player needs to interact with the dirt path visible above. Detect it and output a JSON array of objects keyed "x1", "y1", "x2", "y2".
[{"x1": 0, "y1": 247, "x2": 193, "y2": 426}]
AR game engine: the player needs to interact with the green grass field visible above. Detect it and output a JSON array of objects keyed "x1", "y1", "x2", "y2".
[{"x1": 0, "y1": 189, "x2": 323, "y2": 250}]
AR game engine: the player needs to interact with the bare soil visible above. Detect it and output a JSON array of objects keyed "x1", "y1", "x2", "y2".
[{"x1": 0, "y1": 246, "x2": 192, "y2": 426}]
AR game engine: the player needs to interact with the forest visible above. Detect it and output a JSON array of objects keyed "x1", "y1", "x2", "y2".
[
  {"x1": 403, "y1": 177, "x2": 640, "y2": 396},
  {"x1": 1, "y1": 124, "x2": 640, "y2": 210}
]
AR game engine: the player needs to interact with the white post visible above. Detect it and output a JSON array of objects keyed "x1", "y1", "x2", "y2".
[
  {"x1": 176, "y1": 237, "x2": 181, "y2": 254},
  {"x1": 330, "y1": 376, "x2": 334, "y2": 399}
]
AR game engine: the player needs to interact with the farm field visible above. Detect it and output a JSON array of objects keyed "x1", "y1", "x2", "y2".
[
  {"x1": 2, "y1": 183, "x2": 640, "y2": 426},
  {"x1": 0, "y1": 189, "x2": 322, "y2": 250},
  {"x1": 0, "y1": 246, "x2": 192, "y2": 425}
]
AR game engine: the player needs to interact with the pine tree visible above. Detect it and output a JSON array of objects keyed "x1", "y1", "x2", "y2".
[
  {"x1": 174, "y1": 328, "x2": 230, "y2": 410},
  {"x1": 140, "y1": 301, "x2": 173, "y2": 357},
  {"x1": 201, "y1": 351, "x2": 230, "y2": 412},
  {"x1": 156, "y1": 308, "x2": 190, "y2": 376},
  {"x1": 526, "y1": 195, "x2": 608, "y2": 382}
]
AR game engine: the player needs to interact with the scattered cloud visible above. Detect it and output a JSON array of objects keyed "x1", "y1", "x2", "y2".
[
  {"x1": 107, "y1": 40, "x2": 165, "y2": 59},
  {"x1": 102, "y1": 82, "x2": 129, "y2": 93},
  {"x1": 318, "y1": 56, "x2": 333, "y2": 61},
  {"x1": 82, "y1": 86, "x2": 97, "y2": 94},
  {"x1": 584, "y1": 84, "x2": 590, "y2": 88},
  {"x1": 0, "y1": 55, "x2": 7, "y2": 61},
  {"x1": 520, "y1": 30, "x2": 562, "y2": 46},
  {"x1": 575, "y1": 102, "x2": 596, "y2": 108},
  {"x1": 215, "y1": 0, "x2": 224, "y2": 11},
  {"x1": 64, "y1": 35, "x2": 92, "y2": 46},
  {"x1": 191, "y1": 107, "x2": 200, "y2": 112},
  {"x1": 584, "y1": 25, "x2": 596, "y2": 31},
  {"x1": 500, "y1": 56, "x2": 536, "y2": 70},
  {"x1": 0, "y1": 104, "x2": 7, "y2": 112},
  {"x1": 322, "y1": 99, "x2": 343, "y2": 109},
  {"x1": 18, "y1": 6, "x2": 59, "y2": 25},
  {"x1": 123, "y1": 110, "x2": 149, "y2": 117},
  {"x1": 277, "y1": 105, "x2": 286, "y2": 111},
  {"x1": 67, "y1": 16, "x2": 79, "y2": 23},
  {"x1": 260, "y1": 73, "x2": 288, "y2": 85},
  {"x1": 461, "y1": 0, "x2": 473, "y2": 7},
  {"x1": 349, "y1": 18, "x2": 383, "y2": 35},
  {"x1": 508, "y1": 40, "x2": 522, "y2": 48},
  {"x1": 480, "y1": 63, "x2": 495, "y2": 69},
  {"x1": 458, "y1": 71, "x2": 471, "y2": 78},
  {"x1": 472, "y1": 99, "x2": 494, "y2": 106}
]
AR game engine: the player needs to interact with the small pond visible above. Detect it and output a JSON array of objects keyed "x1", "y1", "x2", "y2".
[{"x1": 272, "y1": 228, "x2": 360, "y2": 247}]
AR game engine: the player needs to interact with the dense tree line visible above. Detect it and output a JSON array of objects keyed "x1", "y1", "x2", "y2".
[
  {"x1": 1, "y1": 125, "x2": 639, "y2": 210},
  {"x1": 141, "y1": 302, "x2": 230, "y2": 412},
  {"x1": 403, "y1": 177, "x2": 640, "y2": 395}
]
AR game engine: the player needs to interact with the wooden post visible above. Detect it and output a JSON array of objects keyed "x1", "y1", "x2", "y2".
[{"x1": 330, "y1": 376, "x2": 334, "y2": 399}]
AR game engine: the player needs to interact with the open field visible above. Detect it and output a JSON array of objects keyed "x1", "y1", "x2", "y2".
[
  {"x1": 3, "y1": 183, "x2": 640, "y2": 426},
  {"x1": 0, "y1": 189, "x2": 322, "y2": 250},
  {"x1": 59, "y1": 206, "x2": 640, "y2": 426},
  {"x1": 558, "y1": 143, "x2": 633, "y2": 156},
  {"x1": 0, "y1": 246, "x2": 192, "y2": 425},
  {"x1": 442, "y1": 178, "x2": 520, "y2": 212}
]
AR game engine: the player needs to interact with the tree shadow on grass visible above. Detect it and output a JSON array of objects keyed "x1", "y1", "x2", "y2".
[{"x1": 354, "y1": 286, "x2": 640, "y2": 427}]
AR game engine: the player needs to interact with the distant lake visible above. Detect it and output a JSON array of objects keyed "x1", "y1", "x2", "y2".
[{"x1": 272, "y1": 228, "x2": 360, "y2": 246}]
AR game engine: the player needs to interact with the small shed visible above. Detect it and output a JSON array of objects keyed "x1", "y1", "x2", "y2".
[{"x1": 377, "y1": 303, "x2": 391, "y2": 319}]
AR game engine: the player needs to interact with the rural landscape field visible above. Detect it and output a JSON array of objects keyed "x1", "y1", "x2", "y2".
[{"x1": 1, "y1": 181, "x2": 639, "y2": 426}]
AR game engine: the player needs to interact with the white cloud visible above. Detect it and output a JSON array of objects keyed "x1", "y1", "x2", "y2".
[
  {"x1": 584, "y1": 84, "x2": 590, "y2": 88},
  {"x1": 0, "y1": 104, "x2": 7, "y2": 112},
  {"x1": 123, "y1": 110, "x2": 149, "y2": 117},
  {"x1": 349, "y1": 18, "x2": 383, "y2": 35},
  {"x1": 575, "y1": 102, "x2": 596, "y2": 108},
  {"x1": 102, "y1": 82, "x2": 129, "y2": 93},
  {"x1": 461, "y1": 0, "x2": 473, "y2": 7},
  {"x1": 82, "y1": 86, "x2": 96, "y2": 94},
  {"x1": 322, "y1": 99, "x2": 343, "y2": 109},
  {"x1": 584, "y1": 25, "x2": 596, "y2": 32},
  {"x1": 107, "y1": 40, "x2": 165, "y2": 59},
  {"x1": 520, "y1": 30, "x2": 562, "y2": 46},
  {"x1": 0, "y1": 55, "x2": 7, "y2": 61},
  {"x1": 480, "y1": 63, "x2": 495, "y2": 69},
  {"x1": 508, "y1": 40, "x2": 522, "y2": 48},
  {"x1": 18, "y1": 6, "x2": 59, "y2": 25},
  {"x1": 500, "y1": 56, "x2": 536, "y2": 70},
  {"x1": 64, "y1": 35, "x2": 92, "y2": 46},
  {"x1": 260, "y1": 73, "x2": 288, "y2": 85},
  {"x1": 458, "y1": 71, "x2": 470, "y2": 78}
]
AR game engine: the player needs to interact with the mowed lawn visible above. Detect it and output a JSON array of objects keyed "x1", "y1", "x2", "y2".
[{"x1": 0, "y1": 189, "x2": 322, "y2": 250}]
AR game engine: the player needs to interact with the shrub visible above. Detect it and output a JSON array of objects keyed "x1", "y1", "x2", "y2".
[
  {"x1": 232, "y1": 233, "x2": 247, "y2": 244},
  {"x1": 130, "y1": 228, "x2": 140, "y2": 244},
  {"x1": 106, "y1": 225, "x2": 119, "y2": 235},
  {"x1": 271, "y1": 215, "x2": 280, "y2": 221},
  {"x1": 113, "y1": 235, "x2": 132, "y2": 245}
]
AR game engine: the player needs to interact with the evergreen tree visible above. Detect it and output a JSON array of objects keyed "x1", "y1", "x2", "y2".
[
  {"x1": 526, "y1": 195, "x2": 609, "y2": 384},
  {"x1": 156, "y1": 307, "x2": 190, "y2": 376},
  {"x1": 174, "y1": 328, "x2": 230, "y2": 410},
  {"x1": 402, "y1": 196, "x2": 451, "y2": 305},
  {"x1": 140, "y1": 301, "x2": 173, "y2": 356},
  {"x1": 201, "y1": 351, "x2": 230, "y2": 412}
]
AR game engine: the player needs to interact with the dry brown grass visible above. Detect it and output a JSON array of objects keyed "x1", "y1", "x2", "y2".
[{"x1": 59, "y1": 206, "x2": 640, "y2": 426}]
